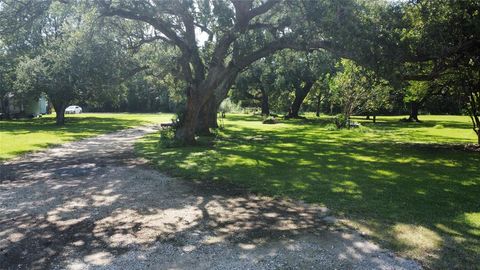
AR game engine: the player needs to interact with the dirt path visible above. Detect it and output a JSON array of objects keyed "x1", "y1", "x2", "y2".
[{"x1": 0, "y1": 126, "x2": 421, "y2": 270}]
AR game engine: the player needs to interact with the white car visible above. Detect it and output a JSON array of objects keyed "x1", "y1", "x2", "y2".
[{"x1": 65, "y1": 105, "x2": 82, "y2": 114}]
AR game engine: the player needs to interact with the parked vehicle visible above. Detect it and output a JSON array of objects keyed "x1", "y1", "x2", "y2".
[{"x1": 65, "y1": 105, "x2": 82, "y2": 114}]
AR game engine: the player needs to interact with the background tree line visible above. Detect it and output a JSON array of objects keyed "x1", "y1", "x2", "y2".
[{"x1": 0, "y1": 0, "x2": 478, "y2": 144}]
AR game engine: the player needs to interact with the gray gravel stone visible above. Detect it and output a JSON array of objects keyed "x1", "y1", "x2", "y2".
[{"x1": 1, "y1": 125, "x2": 421, "y2": 270}]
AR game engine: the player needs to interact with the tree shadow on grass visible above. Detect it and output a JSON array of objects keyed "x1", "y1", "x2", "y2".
[
  {"x1": 136, "y1": 116, "x2": 480, "y2": 269},
  {"x1": 0, "y1": 127, "x2": 419, "y2": 269},
  {"x1": 349, "y1": 115, "x2": 473, "y2": 130}
]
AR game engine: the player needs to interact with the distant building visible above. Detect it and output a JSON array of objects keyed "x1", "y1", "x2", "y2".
[{"x1": 0, "y1": 93, "x2": 49, "y2": 118}]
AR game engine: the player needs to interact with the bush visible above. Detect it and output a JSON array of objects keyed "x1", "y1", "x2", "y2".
[
  {"x1": 158, "y1": 127, "x2": 178, "y2": 148},
  {"x1": 334, "y1": 114, "x2": 348, "y2": 129},
  {"x1": 219, "y1": 98, "x2": 242, "y2": 114}
]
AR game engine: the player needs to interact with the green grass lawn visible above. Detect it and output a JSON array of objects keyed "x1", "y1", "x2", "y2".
[
  {"x1": 0, "y1": 113, "x2": 174, "y2": 160},
  {"x1": 137, "y1": 114, "x2": 480, "y2": 269}
]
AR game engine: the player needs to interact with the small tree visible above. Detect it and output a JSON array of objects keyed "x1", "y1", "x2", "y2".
[
  {"x1": 467, "y1": 91, "x2": 480, "y2": 145},
  {"x1": 363, "y1": 81, "x2": 393, "y2": 123},
  {"x1": 330, "y1": 59, "x2": 368, "y2": 126},
  {"x1": 330, "y1": 59, "x2": 392, "y2": 127}
]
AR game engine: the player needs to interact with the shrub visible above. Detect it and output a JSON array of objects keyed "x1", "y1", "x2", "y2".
[
  {"x1": 158, "y1": 127, "x2": 178, "y2": 148},
  {"x1": 219, "y1": 98, "x2": 242, "y2": 114},
  {"x1": 334, "y1": 114, "x2": 348, "y2": 129}
]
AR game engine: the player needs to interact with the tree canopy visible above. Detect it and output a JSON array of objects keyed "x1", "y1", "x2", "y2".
[{"x1": 0, "y1": 0, "x2": 479, "y2": 144}]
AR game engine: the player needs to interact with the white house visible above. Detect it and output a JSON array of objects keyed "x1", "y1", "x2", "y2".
[{"x1": 1, "y1": 93, "x2": 48, "y2": 118}]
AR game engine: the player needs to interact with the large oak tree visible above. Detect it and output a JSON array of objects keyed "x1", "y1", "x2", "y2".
[{"x1": 96, "y1": 0, "x2": 363, "y2": 144}]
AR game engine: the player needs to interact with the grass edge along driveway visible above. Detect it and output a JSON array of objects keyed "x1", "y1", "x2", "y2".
[
  {"x1": 136, "y1": 114, "x2": 480, "y2": 270},
  {"x1": 0, "y1": 113, "x2": 174, "y2": 161}
]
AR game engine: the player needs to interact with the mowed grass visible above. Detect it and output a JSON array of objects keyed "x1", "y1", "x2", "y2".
[
  {"x1": 0, "y1": 113, "x2": 174, "y2": 160},
  {"x1": 137, "y1": 114, "x2": 480, "y2": 269}
]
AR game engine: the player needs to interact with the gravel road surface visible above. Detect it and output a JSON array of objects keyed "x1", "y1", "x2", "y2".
[{"x1": 0, "y1": 126, "x2": 421, "y2": 270}]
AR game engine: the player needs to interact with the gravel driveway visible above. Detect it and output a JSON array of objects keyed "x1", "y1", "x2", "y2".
[{"x1": 0, "y1": 126, "x2": 421, "y2": 270}]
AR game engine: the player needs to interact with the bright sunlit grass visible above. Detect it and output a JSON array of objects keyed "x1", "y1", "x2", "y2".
[
  {"x1": 0, "y1": 113, "x2": 174, "y2": 160},
  {"x1": 137, "y1": 114, "x2": 479, "y2": 269}
]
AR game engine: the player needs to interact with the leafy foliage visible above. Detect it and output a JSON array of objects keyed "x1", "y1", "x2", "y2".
[
  {"x1": 329, "y1": 59, "x2": 393, "y2": 121},
  {"x1": 11, "y1": 3, "x2": 142, "y2": 123},
  {"x1": 219, "y1": 98, "x2": 242, "y2": 114},
  {"x1": 137, "y1": 114, "x2": 479, "y2": 269}
]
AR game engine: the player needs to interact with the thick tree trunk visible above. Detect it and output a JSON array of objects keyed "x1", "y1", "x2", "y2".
[
  {"x1": 373, "y1": 115, "x2": 376, "y2": 123},
  {"x1": 175, "y1": 93, "x2": 202, "y2": 145},
  {"x1": 407, "y1": 102, "x2": 421, "y2": 122},
  {"x1": 175, "y1": 68, "x2": 238, "y2": 144},
  {"x1": 213, "y1": 70, "x2": 239, "y2": 116},
  {"x1": 173, "y1": 61, "x2": 242, "y2": 145},
  {"x1": 260, "y1": 88, "x2": 269, "y2": 116},
  {"x1": 285, "y1": 82, "x2": 313, "y2": 119},
  {"x1": 196, "y1": 94, "x2": 218, "y2": 135},
  {"x1": 53, "y1": 102, "x2": 66, "y2": 125},
  {"x1": 195, "y1": 69, "x2": 240, "y2": 134},
  {"x1": 209, "y1": 105, "x2": 218, "y2": 128},
  {"x1": 286, "y1": 94, "x2": 304, "y2": 118}
]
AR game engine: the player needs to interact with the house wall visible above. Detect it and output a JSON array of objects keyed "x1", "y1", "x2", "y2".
[
  {"x1": 24, "y1": 95, "x2": 48, "y2": 116},
  {"x1": 2, "y1": 93, "x2": 48, "y2": 117},
  {"x1": 39, "y1": 95, "x2": 48, "y2": 114}
]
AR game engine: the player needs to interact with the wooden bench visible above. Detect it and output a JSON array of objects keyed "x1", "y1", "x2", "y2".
[
  {"x1": 160, "y1": 123, "x2": 174, "y2": 127},
  {"x1": 160, "y1": 120, "x2": 179, "y2": 128}
]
